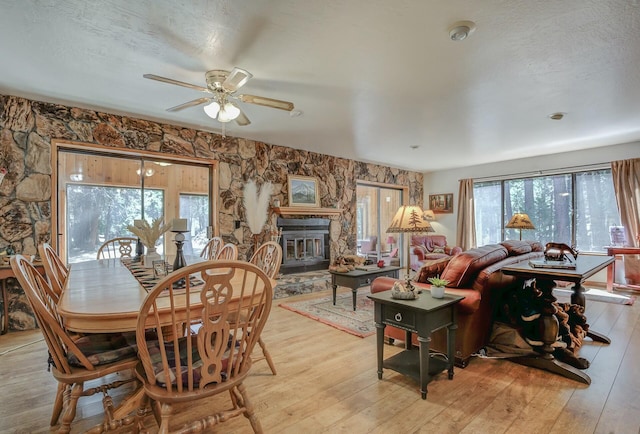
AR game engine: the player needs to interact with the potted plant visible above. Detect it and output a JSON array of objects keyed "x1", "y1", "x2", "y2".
[{"x1": 427, "y1": 276, "x2": 449, "y2": 298}]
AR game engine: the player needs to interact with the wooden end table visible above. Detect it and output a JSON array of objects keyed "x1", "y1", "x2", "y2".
[
  {"x1": 329, "y1": 265, "x2": 400, "y2": 311},
  {"x1": 605, "y1": 246, "x2": 640, "y2": 291},
  {"x1": 368, "y1": 290, "x2": 464, "y2": 399}
]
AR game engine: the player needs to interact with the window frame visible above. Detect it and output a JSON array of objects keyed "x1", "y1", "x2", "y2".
[
  {"x1": 473, "y1": 165, "x2": 616, "y2": 252},
  {"x1": 51, "y1": 140, "x2": 218, "y2": 262}
]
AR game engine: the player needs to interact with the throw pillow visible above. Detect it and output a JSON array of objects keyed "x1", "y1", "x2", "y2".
[
  {"x1": 433, "y1": 247, "x2": 446, "y2": 254},
  {"x1": 440, "y1": 244, "x2": 508, "y2": 288},
  {"x1": 414, "y1": 257, "x2": 451, "y2": 283}
]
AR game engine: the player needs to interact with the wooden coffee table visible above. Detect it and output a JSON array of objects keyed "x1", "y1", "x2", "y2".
[{"x1": 329, "y1": 265, "x2": 400, "y2": 310}]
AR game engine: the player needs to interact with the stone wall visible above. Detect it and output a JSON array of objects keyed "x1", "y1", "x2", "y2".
[{"x1": 0, "y1": 93, "x2": 423, "y2": 330}]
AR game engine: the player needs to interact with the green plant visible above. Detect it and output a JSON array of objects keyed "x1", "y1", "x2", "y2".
[{"x1": 427, "y1": 276, "x2": 449, "y2": 287}]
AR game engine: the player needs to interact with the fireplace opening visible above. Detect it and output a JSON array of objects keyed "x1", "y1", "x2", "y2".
[{"x1": 278, "y1": 217, "x2": 330, "y2": 274}]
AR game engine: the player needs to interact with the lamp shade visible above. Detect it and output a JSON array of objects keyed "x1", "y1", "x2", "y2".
[
  {"x1": 387, "y1": 205, "x2": 434, "y2": 277},
  {"x1": 386, "y1": 235, "x2": 396, "y2": 245},
  {"x1": 505, "y1": 213, "x2": 536, "y2": 230},
  {"x1": 387, "y1": 205, "x2": 435, "y2": 234}
]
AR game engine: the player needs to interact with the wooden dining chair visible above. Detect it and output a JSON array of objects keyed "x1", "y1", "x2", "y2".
[
  {"x1": 38, "y1": 243, "x2": 69, "y2": 303},
  {"x1": 10, "y1": 255, "x2": 140, "y2": 434},
  {"x1": 200, "y1": 236, "x2": 225, "y2": 260},
  {"x1": 248, "y1": 241, "x2": 282, "y2": 375},
  {"x1": 135, "y1": 260, "x2": 273, "y2": 433},
  {"x1": 216, "y1": 243, "x2": 239, "y2": 260},
  {"x1": 96, "y1": 237, "x2": 138, "y2": 259}
]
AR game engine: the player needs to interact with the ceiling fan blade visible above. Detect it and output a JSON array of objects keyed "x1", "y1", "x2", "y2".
[
  {"x1": 238, "y1": 94, "x2": 294, "y2": 111},
  {"x1": 143, "y1": 74, "x2": 209, "y2": 93},
  {"x1": 166, "y1": 97, "x2": 211, "y2": 112},
  {"x1": 235, "y1": 108, "x2": 251, "y2": 126},
  {"x1": 222, "y1": 67, "x2": 253, "y2": 92}
]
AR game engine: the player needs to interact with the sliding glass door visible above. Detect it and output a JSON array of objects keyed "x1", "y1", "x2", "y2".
[
  {"x1": 55, "y1": 145, "x2": 215, "y2": 263},
  {"x1": 356, "y1": 183, "x2": 404, "y2": 262}
]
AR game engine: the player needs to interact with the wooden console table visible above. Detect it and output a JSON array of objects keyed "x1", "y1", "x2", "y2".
[
  {"x1": 501, "y1": 255, "x2": 614, "y2": 384},
  {"x1": 368, "y1": 290, "x2": 464, "y2": 399},
  {"x1": 605, "y1": 246, "x2": 640, "y2": 291}
]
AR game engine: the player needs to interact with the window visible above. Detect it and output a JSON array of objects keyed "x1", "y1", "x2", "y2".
[
  {"x1": 179, "y1": 194, "x2": 210, "y2": 256},
  {"x1": 474, "y1": 168, "x2": 617, "y2": 252},
  {"x1": 66, "y1": 185, "x2": 164, "y2": 263},
  {"x1": 356, "y1": 183, "x2": 404, "y2": 258},
  {"x1": 53, "y1": 142, "x2": 216, "y2": 263}
]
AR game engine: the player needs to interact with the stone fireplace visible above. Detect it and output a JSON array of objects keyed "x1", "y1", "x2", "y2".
[{"x1": 277, "y1": 217, "x2": 330, "y2": 274}]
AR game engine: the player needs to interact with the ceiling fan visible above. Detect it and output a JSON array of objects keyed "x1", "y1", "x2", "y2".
[{"x1": 143, "y1": 67, "x2": 295, "y2": 126}]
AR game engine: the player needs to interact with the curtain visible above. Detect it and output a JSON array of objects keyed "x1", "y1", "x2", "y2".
[
  {"x1": 611, "y1": 158, "x2": 640, "y2": 284},
  {"x1": 456, "y1": 178, "x2": 476, "y2": 250}
]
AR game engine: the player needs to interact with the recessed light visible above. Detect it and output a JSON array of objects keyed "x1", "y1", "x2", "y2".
[
  {"x1": 548, "y1": 112, "x2": 565, "y2": 120},
  {"x1": 449, "y1": 21, "x2": 476, "y2": 41}
]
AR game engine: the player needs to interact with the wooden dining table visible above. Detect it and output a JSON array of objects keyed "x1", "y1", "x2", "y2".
[
  {"x1": 56, "y1": 256, "x2": 274, "y2": 425},
  {"x1": 58, "y1": 257, "x2": 273, "y2": 334}
]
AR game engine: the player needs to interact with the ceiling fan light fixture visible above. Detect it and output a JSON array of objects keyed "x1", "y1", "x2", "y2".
[
  {"x1": 217, "y1": 102, "x2": 241, "y2": 122},
  {"x1": 203, "y1": 101, "x2": 220, "y2": 118},
  {"x1": 449, "y1": 20, "x2": 476, "y2": 41}
]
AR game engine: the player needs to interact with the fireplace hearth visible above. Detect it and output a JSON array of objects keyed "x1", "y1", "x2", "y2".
[{"x1": 278, "y1": 217, "x2": 330, "y2": 274}]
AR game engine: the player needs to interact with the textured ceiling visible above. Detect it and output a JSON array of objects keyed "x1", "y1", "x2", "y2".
[{"x1": 1, "y1": 0, "x2": 639, "y2": 171}]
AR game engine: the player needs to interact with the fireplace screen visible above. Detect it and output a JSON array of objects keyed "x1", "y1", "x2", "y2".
[
  {"x1": 278, "y1": 217, "x2": 330, "y2": 274},
  {"x1": 286, "y1": 237, "x2": 323, "y2": 261}
]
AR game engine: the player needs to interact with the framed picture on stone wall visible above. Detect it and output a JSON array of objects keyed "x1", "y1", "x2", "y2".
[
  {"x1": 288, "y1": 175, "x2": 320, "y2": 207},
  {"x1": 429, "y1": 193, "x2": 454, "y2": 213}
]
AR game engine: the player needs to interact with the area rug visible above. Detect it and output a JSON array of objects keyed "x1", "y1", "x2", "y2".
[
  {"x1": 554, "y1": 287, "x2": 636, "y2": 305},
  {"x1": 278, "y1": 291, "x2": 375, "y2": 338}
]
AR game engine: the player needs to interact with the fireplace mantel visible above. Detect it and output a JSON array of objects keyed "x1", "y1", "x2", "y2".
[{"x1": 272, "y1": 206, "x2": 342, "y2": 217}]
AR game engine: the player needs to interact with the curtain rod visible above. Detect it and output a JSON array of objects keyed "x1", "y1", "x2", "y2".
[{"x1": 467, "y1": 162, "x2": 611, "y2": 183}]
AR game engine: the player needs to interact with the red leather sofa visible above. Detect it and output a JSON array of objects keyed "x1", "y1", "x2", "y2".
[
  {"x1": 371, "y1": 240, "x2": 544, "y2": 367},
  {"x1": 410, "y1": 234, "x2": 462, "y2": 271}
]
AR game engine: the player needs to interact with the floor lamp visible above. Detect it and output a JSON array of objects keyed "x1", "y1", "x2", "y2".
[
  {"x1": 386, "y1": 205, "x2": 435, "y2": 278},
  {"x1": 505, "y1": 213, "x2": 536, "y2": 240}
]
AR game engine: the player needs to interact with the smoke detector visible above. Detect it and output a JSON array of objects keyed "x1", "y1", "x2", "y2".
[{"x1": 449, "y1": 21, "x2": 476, "y2": 41}]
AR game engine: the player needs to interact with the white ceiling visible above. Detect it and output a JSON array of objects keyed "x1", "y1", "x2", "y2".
[{"x1": 1, "y1": 0, "x2": 639, "y2": 172}]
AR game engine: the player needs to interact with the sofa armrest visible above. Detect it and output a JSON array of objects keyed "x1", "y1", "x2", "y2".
[
  {"x1": 371, "y1": 276, "x2": 399, "y2": 293},
  {"x1": 446, "y1": 246, "x2": 463, "y2": 256},
  {"x1": 412, "y1": 245, "x2": 428, "y2": 261}
]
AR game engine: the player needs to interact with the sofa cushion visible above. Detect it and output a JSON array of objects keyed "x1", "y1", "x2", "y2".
[
  {"x1": 440, "y1": 244, "x2": 508, "y2": 288},
  {"x1": 414, "y1": 257, "x2": 452, "y2": 283},
  {"x1": 500, "y1": 240, "x2": 532, "y2": 256}
]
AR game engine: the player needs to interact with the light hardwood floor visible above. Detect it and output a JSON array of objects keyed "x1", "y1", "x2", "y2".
[{"x1": 1, "y1": 286, "x2": 639, "y2": 434}]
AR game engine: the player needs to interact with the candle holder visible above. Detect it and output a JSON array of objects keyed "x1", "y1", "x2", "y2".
[
  {"x1": 134, "y1": 238, "x2": 144, "y2": 262},
  {"x1": 172, "y1": 231, "x2": 188, "y2": 288},
  {"x1": 173, "y1": 231, "x2": 188, "y2": 271}
]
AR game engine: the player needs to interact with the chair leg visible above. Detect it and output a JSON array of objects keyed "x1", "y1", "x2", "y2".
[
  {"x1": 158, "y1": 402, "x2": 172, "y2": 434},
  {"x1": 58, "y1": 382, "x2": 83, "y2": 434},
  {"x1": 258, "y1": 337, "x2": 277, "y2": 375},
  {"x1": 50, "y1": 382, "x2": 66, "y2": 426},
  {"x1": 237, "y1": 383, "x2": 263, "y2": 434}
]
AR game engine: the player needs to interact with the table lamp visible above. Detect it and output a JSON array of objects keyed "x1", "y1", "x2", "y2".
[
  {"x1": 505, "y1": 213, "x2": 535, "y2": 240},
  {"x1": 386, "y1": 235, "x2": 396, "y2": 250},
  {"x1": 386, "y1": 205, "x2": 434, "y2": 277}
]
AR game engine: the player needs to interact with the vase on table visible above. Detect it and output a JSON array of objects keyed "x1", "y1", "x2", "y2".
[
  {"x1": 144, "y1": 246, "x2": 161, "y2": 268},
  {"x1": 430, "y1": 285, "x2": 445, "y2": 299}
]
